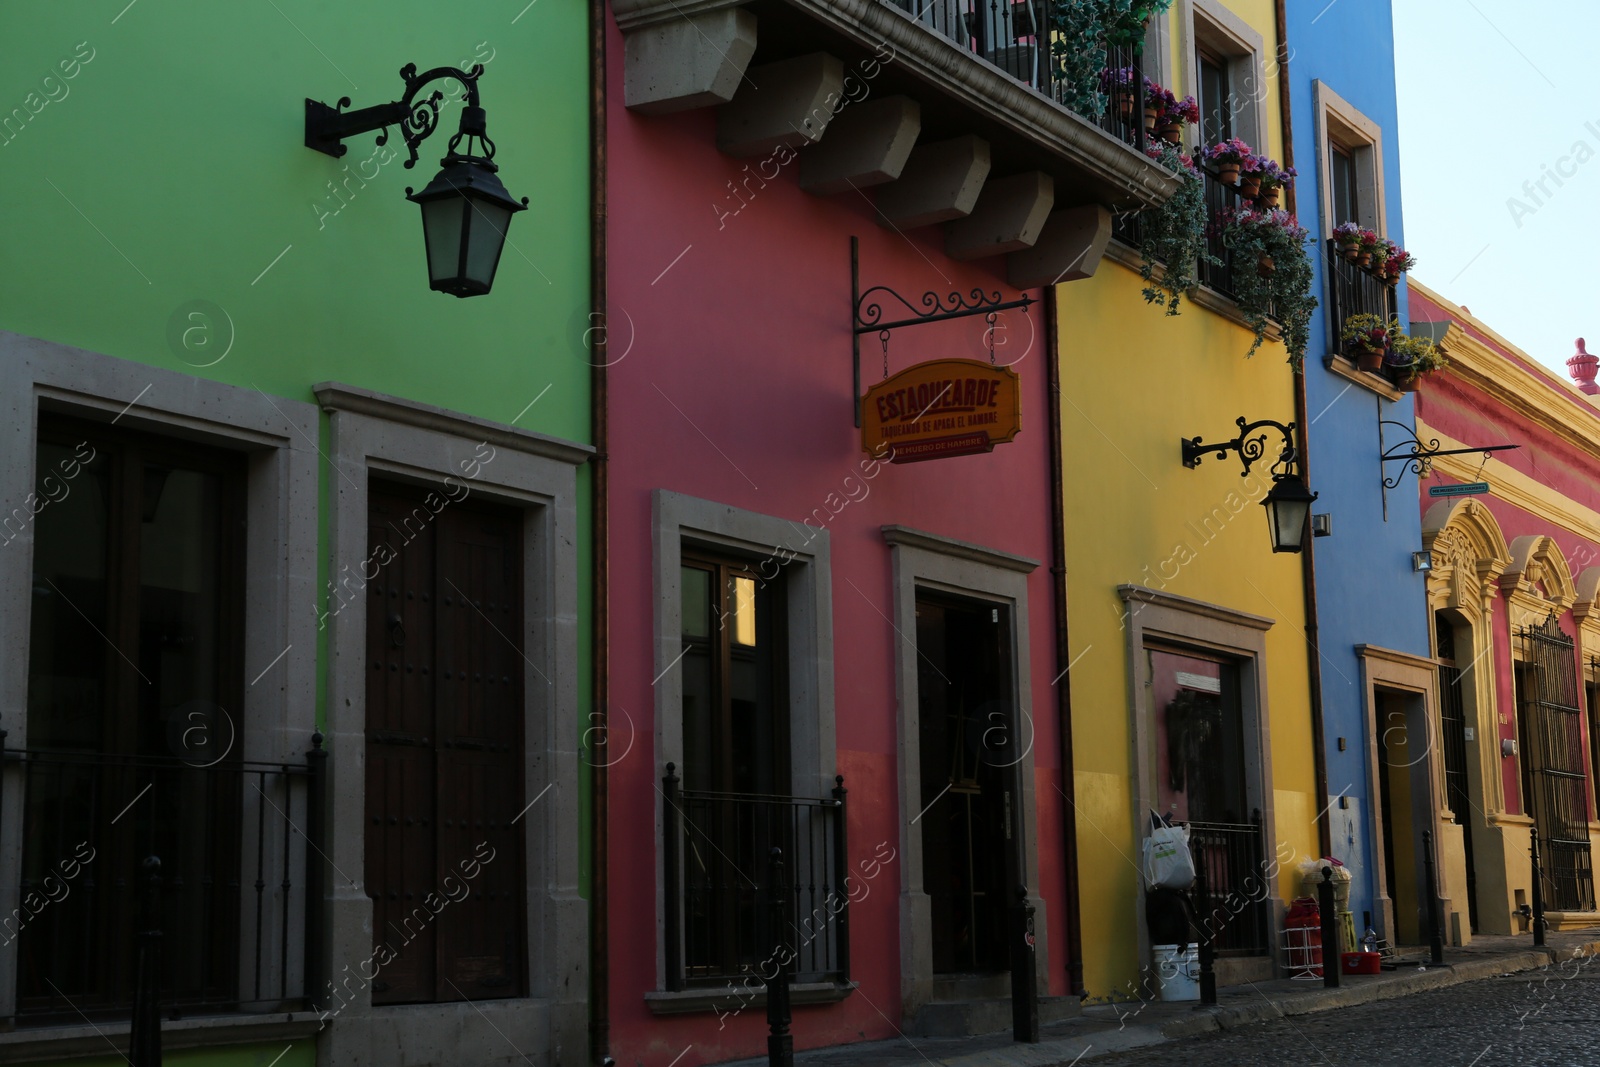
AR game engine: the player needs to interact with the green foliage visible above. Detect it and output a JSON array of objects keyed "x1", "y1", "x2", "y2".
[
  {"x1": 1218, "y1": 209, "x2": 1319, "y2": 366},
  {"x1": 1136, "y1": 143, "x2": 1213, "y2": 315},
  {"x1": 1050, "y1": 0, "x2": 1175, "y2": 115},
  {"x1": 1389, "y1": 332, "x2": 1448, "y2": 377}
]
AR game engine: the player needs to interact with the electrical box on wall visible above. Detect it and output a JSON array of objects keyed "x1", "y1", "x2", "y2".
[{"x1": 1502, "y1": 737, "x2": 1518, "y2": 758}]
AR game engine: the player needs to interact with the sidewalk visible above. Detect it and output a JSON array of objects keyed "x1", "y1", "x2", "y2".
[{"x1": 714, "y1": 931, "x2": 1600, "y2": 1067}]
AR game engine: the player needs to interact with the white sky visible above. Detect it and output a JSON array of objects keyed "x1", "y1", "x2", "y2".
[{"x1": 1392, "y1": 0, "x2": 1598, "y2": 374}]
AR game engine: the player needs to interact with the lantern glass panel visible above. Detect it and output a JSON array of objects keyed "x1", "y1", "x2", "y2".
[
  {"x1": 420, "y1": 195, "x2": 467, "y2": 287},
  {"x1": 464, "y1": 198, "x2": 514, "y2": 289}
]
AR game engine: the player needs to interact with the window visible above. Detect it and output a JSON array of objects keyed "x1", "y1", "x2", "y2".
[
  {"x1": 1183, "y1": 0, "x2": 1265, "y2": 149},
  {"x1": 19, "y1": 415, "x2": 246, "y2": 1020},
  {"x1": 1197, "y1": 51, "x2": 1232, "y2": 146},
  {"x1": 363, "y1": 480, "x2": 526, "y2": 1004},
  {"x1": 652, "y1": 491, "x2": 842, "y2": 1001},
  {"x1": 1330, "y1": 145, "x2": 1359, "y2": 233}
]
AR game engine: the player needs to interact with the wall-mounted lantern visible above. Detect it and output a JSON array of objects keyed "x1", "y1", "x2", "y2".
[
  {"x1": 305, "y1": 63, "x2": 527, "y2": 297},
  {"x1": 1182, "y1": 417, "x2": 1318, "y2": 554}
]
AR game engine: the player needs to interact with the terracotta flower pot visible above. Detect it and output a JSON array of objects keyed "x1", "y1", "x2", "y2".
[
  {"x1": 1395, "y1": 373, "x2": 1420, "y2": 393},
  {"x1": 1257, "y1": 254, "x2": 1275, "y2": 278},
  {"x1": 1355, "y1": 349, "x2": 1385, "y2": 372},
  {"x1": 1218, "y1": 163, "x2": 1241, "y2": 184},
  {"x1": 1339, "y1": 241, "x2": 1360, "y2": 261},
  {"x1": 1143, "y1": 107, "x2": 1158, "y2": 132},
  {"x1": 1158, "y1": 123, "x2": 1183, "y2": 144},
  {"x1": 1357, "y1": 251, "x2": 1372, "y2": 266},
  {"x1": 1118, "y1": 96, "x2": 1136, "y2": 119},
  {"x1": 1261, "y1": 187, "x2": 1280, "y2": 208},
  {"x1": 1240, "y1": 176, "x2": 1261, "y2": 198}
]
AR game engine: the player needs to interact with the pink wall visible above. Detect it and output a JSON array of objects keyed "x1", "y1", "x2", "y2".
[
  {"x1": 1414, "y1": 295, "x2": 1600, "y2": 821},
  {"x1": 605, "y1": 20, "x2": 1063, "y2": 1066}
]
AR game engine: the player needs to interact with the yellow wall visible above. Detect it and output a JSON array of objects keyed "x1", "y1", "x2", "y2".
[{"x1": 1055, "y1": 251, "x2": 1317, "y2": 995}]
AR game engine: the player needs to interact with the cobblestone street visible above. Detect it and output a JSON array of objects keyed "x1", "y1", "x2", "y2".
[{"x1": 1095, "y1": 966, "x2": 1600, "y2": 1067}]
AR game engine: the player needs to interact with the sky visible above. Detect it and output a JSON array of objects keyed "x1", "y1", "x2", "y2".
[{"x1": 1392, "y1": 0, "x2": 1598, "y2": 375}]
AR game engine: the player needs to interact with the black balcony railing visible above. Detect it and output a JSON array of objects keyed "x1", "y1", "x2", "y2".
[
  {"x1": 1188, "y1": 814, "x2": 1271, "y2": 958},
  {"x1": 663, "y1": 767, "x2": 849, "y2": 989},
  {"x1": 1324, "y1": 239, "x2": 1396, "y2": 362},
  {"x1": 1, "y1": 738, "x2": 325, "y2": 1025},
  {"x1": 1198, "y1": 166, "x2": 1254, "y2": 301},
  {"x1": 881, "y1": 1, "x2": 1148, "y2": 152}
]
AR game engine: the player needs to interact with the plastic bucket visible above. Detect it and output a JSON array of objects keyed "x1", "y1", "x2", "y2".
[{"x1": 1153, "y1": 943, "x2": 1200, "y2": 1002}]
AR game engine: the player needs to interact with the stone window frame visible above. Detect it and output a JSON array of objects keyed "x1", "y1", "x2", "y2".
[
  {"x1": 314, "y1": 383, "x2": 590, "y2": 1065},
  {"x1": 1176, "y1": 0, "x2": 1268, "y2": 150},
  {"x1": 1312, "y1": 80, "x2": 1386, "y2": 239},
  {"x1": 884, "y1": 524, "x2": 1045, "y2": 1022},
  {"x1": 1116, "y1": 584, "x2": 1278, "y2": 977},
  {"x1": 646, "y1": 489, "x2": 839, "y2": 1012},
  {"x1": 0, "y1": 331, "x2": 319, "y2": 1041}
]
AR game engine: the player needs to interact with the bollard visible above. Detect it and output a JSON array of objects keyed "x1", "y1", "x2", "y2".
[
  {"x1": 130, "y1": 855, "x2": 163, "y2": 1067},
  {"x1": 1195, "y1": 850, "x2": 1216, "y2": 1005},
  {"x1": 1010, "y1": 884, "x2": 1039, "y2": 1042},
  {"x1": 1318, "y1": 867, "x2": 1340, "y2": 988},
  {"x1": 1530, "y1": 830, "x2": 1546, "y2": 948},
  {"x1": 1422, "y1": 829, "x2": 1443, "y2": 964},
  {"x1": 766, "y1": 847, "x2": 793, "y2": 1067}
]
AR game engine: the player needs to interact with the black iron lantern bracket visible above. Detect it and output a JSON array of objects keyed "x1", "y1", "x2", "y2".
[
  {"x1": 1181, "y1": 417, "x2": 1300, "y2": 479},
  {"x1": 849, "y1": 236, "x2": 1033, "y2": 425},
  {"x1": 1379, "y1": 420, "x2": 1519, "y2": 490},
  {"x1": 306, "y1": 63, "x2": 491, "y2": 169}
]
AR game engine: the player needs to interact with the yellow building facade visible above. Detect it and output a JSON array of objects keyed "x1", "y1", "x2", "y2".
[{"x1": 1054, "y1": 0, "x2": 1324, "y2": 999}]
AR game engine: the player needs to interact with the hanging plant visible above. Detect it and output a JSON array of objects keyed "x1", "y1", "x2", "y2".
[
  {"x1": 1385, "y1": 331, "x2": 1447, "y2": 392},
  {"x1": 1216, "y1": 207, "x2": 1319, "y2": 365},
  {"x1": 1051, "y1": 0, "x2": 1176, "y2": 117},
  {"x1": 1136, "y1": 142, "x2": 1215, "y2": 315}
]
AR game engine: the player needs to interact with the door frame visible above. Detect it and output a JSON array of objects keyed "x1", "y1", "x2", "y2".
[
  {"x1": 884, "y1": 525, "x2": 1044, "y2": 1020},
  {"x1": 318, "y1": 383, "x2": 591, "y2": 1066}
]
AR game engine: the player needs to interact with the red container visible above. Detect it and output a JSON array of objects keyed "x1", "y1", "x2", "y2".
[{"x1": 1341, "y1": 951, "x2": 1381, "y2": 975}]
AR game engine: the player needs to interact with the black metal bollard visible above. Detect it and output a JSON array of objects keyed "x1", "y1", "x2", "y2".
[
  {"x1": 766, "y1": 847, "x2": 793, "y2": 1067},
  {"x1": 1195, "y1": 851, "x2": 1216, "y2": 1005},
  {"x1": 1011, "y1": 884, "x2": 1039, "y2": 1042},
  {"x1": 1422, "y1": 829, "x2": 1443, "y2": 964},
  {"x1": 1531, "y1": 829, "x2": 1546, "y2": 948},
  {"x1": 1318, "y1": 867, "x2": 1340, "y2": 988},
  {"x1": 130, "y1": 855, "x2": 163, "y2": 1067}
]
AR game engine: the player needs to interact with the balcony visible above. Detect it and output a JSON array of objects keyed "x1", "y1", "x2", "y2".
[
  {"x1": 611, "y1": 0, "x2": 1181, "y2": 283},
  {"x1": 1110, "y1": 161, "x2": 1265, "y2": 308},
  {"x1": 2, "y1": 743, "x2": 324, "y2": 1025},
  {"x1": 1322, "y1": 239, "x2": 1399, "y2": 390},
  {"x1": 660, "y1": 770, "x2": 850, "y2": 996}
]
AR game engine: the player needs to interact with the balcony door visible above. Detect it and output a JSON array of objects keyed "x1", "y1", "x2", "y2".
[
  {"x1": 364, "y1": 482, "x2": 526, "y2": 1003},
  {"x1": 19, "y1": 416, "x2": 245, "y2": 1020}
]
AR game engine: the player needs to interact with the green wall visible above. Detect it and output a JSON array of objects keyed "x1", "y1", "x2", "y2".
[{"x1": 1, "y1": 2, "x2": 594, "y2": 1055}]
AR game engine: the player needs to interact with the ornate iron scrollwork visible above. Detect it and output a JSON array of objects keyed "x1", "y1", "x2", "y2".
[
  {"x1": 1182, "y1": 416, "x2": 1300, "y2": 480},
  {"x1": 306, "y1": 62, "x2": 489, "y2": 169}
]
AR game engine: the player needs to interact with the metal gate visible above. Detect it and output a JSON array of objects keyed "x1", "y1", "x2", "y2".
[{"x1": 1517, "y1": 614, "x2": 1595, "y2": 912}]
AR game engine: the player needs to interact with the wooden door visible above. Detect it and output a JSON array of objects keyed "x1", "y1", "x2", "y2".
[{"x1": 365, "y1": 484, "x2": 525, "y2": 1004}]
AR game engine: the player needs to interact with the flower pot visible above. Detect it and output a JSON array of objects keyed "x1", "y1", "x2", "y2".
[
  {"x1": 1158, "y1": 123, "x2": 1183, "y2": 144},
  {"x1": 1257, "y1": 254, "x2": 1275, "y2": 278},
  {"x1": 1143, "y1": 107, "x2": 1159, "y2": 132},
  {"x1": 1355, "y1": 349, "x2": 1385, "y2": 372},
  {"x1": 1339, "y1": 241, "x2": 1360, "y2": 261},
  {"x1": 1218, "y1": 163, "x2": 1241, "y2": 184},
  {"x1": 1240, "y1": 176, "x2": 1261, "y2": 198},
  {"x1": 1261, "y1": 186, "x2": 1280, "y2": 209},
  {"x1": 1118, "y1": 96, "x2": 1136, "y2": 119},
  {"x1": 1395, "y1": 373, "x2": 1420, "y2": 393},
  {"x1": 1357, "y1": 251, "x2": 1372, "y2": 267}
]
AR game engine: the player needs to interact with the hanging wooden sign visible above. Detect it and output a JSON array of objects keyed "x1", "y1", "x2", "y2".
[{"x1": 861, "y1": 358, "x2": 1021, "y2": 463}]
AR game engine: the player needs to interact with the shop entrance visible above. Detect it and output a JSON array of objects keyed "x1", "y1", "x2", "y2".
[
  {"x1": 1436, "y1": 614, "x2": 1480, "y2": 933},
  {"x1": 915, "y1": 592, "x2": 1018, "y2": 975}
]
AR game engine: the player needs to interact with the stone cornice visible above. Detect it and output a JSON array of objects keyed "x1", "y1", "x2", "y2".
[
  {"x1": 881, "y1": 525, "x2": 1039, "y2": 572},
  {"x1": 1116, "y1": 584, "x2": 1275, "y2": 631}
]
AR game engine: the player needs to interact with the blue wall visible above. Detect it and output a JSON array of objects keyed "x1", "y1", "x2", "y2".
[{"x1": 1289, "y1": 0, "x2": 1431, "y2": 931}]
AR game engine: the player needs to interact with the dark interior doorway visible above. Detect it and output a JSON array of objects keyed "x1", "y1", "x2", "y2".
[{"x1": 916, "y1": 591, "x2": 1017, "y2": 975}]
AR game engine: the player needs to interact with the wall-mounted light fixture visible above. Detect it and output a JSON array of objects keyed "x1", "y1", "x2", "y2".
[
  {"x1": 1182, "y1": 417, "x2": 1318, "y2": 554},
  {"x1": 1413, "y1": 550, "x2": 1433, "y2": 573},
  {"x1": 306, "y1": 63, "x2": 527, "y2": 297}
]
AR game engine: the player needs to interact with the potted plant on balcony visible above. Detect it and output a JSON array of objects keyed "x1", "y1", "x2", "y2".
[
  {"x1": 1158, "y1": 93, "x2": 1198, "y2": 145},
  {"x1": 1341, "y1": 312, "x2": 1396, "y2": 372},
  {"x1": 1256, "y1": 161, "x2": 1295, "y2": 209},
  {"x1": 1099, "y1": 65, "x2": 1139, "y2": 118},
  {"x1": 1380, "y1": 243, "x2": 1416, "y2": 285},
  {"x1": 1386, "y1": 331, "x2": 1447, "y2": 392},
  {"x1": 1216, "y1": 206, "x2": 1319, "y2": 365},
  {"x1": 1051, "y1": 0, "x2": 1175, "y2": 121},
  {"x1": 1136, "y1": 141, "x2": 1215, "y2": 315},
  {"x1": 1357, "y1": 228, "x2": 1380, "y2": 267},
  {"x1": 1333, "y1": 222, "x2": 1362, "y2": 260},
  {"x1": 1204, "y1": 137, "x2": 1255, "y2": 185}
]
